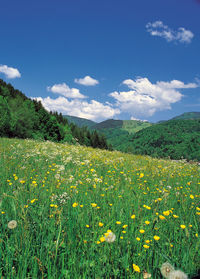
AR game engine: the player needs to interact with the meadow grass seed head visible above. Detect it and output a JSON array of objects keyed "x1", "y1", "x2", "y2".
[
  {"x1": 160, "y1": 262, "x2": 175, "y2": 278},
  {"x1": 8, "y1": 220, "x2": 17, "y2": 229},
  {"x1": 168, "y1": 270, "x2": 188, "y2": 279}
]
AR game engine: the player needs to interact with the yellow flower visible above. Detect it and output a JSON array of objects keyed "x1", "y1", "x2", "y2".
[
  {"x1": 145, "y1": 240, "x2": 150, "y2": 244},
  {"x1": 159, "y1": 215, "x2": 165, "y2": 220},
  {"x1": 86, "y1": 224, "x2": 90, "y2": 228},
  {"x1": 153, "y1": 235, "x2": 160, "y2": 241},
  {"x1": 145, "y1": 221, "x2": 150, "y2": 225},
  {"x1": 123, "y1": 225, "x2": 128, "y2": 228},
  {"x1": 100, "y1": 236, "x2": 105, "y2": 242},
  {"x1": 163, "y1": 210, "x2": 170, "y2": 216},
  {"x1": 143, "y1": 244, "x2": 150, "y2": 249},
  {"x1": 122, "y1": 230, "x2": 126, "y2": 234},
  {"x1": 99, "y1": 222, "x2": 104, "y2": 227},
  {"x1": 173, "y1": 214, "x2": 179, "y2": 218},
  {"x1": 190, "y1": 194, "x2": 194, "y2": 199},
  {"x1": 140, "y1": 173, "x2": 144, "y2": 178},
  {"x1": 136, "y1": 237, "x2": 141, "y2": 241},
  {"x1": 139, "y1": 229, "x2": 145, "y2": 234},
  {"x1": 180, "y1": 225, "x2": 186, "y2": 229},
  {"x1": 133, "y1": 264, "x2": 140, "y2": 272},
  {"x1": 91, "y1": 203, "x2": 97, "y2": 207},
  {"x1": 131, "y1": 214, "x2": 136, "y2": 219},
  {"x1": 116, "y1": 221, "x2": 121, "y2": 224},
  {"x1": 72, "y1": 202, "x2": 78, "y2": 207}
]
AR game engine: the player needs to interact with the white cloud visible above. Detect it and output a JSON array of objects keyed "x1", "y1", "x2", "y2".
[
  {"x1": 74, "y1": 75, "x2": 99, "y2": 86},
  {"x1": 35, "y1": 96, "x2": 120, "y2": 122},
  {"x1": 146, "y1": 21, "x2": 194, "y2": 43},
  {"x1": 130, "y1": 116, "x2": 148, "y2": 122},
  {"x1": 47, "y1": 83, "x2": 86, "y2": 99},
  {"x1": 109, "y1": 77, "x2": 198, "y2": 117},
  {"x1": 0, "y1": 65, "x2": 21, "y2": 79}
]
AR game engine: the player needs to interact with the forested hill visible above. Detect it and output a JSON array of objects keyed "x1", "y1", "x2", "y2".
[
  {"x1": 128, "y1": 119, "x2": 200, "y2": 161},
  {"x1": 0, "y1": 79, "x2": 110, "y2": 150},
  {"x1": 170, "y1": 112, "x2": 200, "y2": 120},
  {"x1": 64, "y1": 115, "x2": 96, "y2": 128}
]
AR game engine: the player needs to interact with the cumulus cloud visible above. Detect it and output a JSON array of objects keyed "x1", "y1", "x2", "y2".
[
  {"x1": 35, "y1": 96, "x2": 120, "y2": 122},
  {"x1": 0, "y1": 65, "x2": 21, "y2": 79},
  {"x1": 47, "y1": 83, "x2": 86, "y2": 99},
  {"x1": 146, "y1": 21, "x2": 194, "y2": 43},
  {"x1": 130, "y1": 116, "x2": 148, "y2": 122},
  {"x1": 109, "y1": 77, "x2": 198, "y2": 117},
  {"x1": 74, "y1": 75, "x2": 99, "y2": 86}
]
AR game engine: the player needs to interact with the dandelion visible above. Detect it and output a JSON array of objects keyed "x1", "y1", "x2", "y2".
[
  {"x1": 159, "y1": 215, "x2": 166, "y2": 220},
  {"x1": 72, "y1": 202, "x2": 78, "y2": 207},
  {"x1": 145, "y1": 220, "x2": 150, "y2": 225},
  {"x1": 160, "y1": 262, "x2": 175, "y2": 278},
  {"x1": 153, "y1": 235, "x2": 160, "y2": 241},
  {"x1": 116, "y1": 221, "x2": 121, "y2": 224},
  {"x1": 98, "y1": 222, "x2": 104, "y2": 227},
  {"x1": 100, "y1": 236, "x2": 105, "y2": 242},
  {"x1": 104, "y1": 231, "x2": 116, "y2": 243},
  {"x1": 189, "y1": 195, "x2": 194, "y2": 199},
  {"x1": 139, "y1": 229, "x2": 145, "y2": 234},
  {"x1": 173, "y1": 215, "x2": 179, "y2": 218},
  {"x1": 180, "y1": 225, "x2": 186, "y2": 229},
  {"x1": 163, "y1": 210, "x2": 170, "y2": 216},
  {"x1": 133, "y1": 264, "x2": 140, "y2": 272},
  {"x1": 131, "y1": 214, "x2": 136, "y2": 219},
  {"x1": 8, "y1": 220, "x2": 17, "y2": 229},
  {"x1": 168, "y1": 270, "x2": 188, "y2": 279},
  {"x1": 143, "y1": 244, "x2": 150, "y2": 249},
  {"x1": 136, "y1": 237, "x2": 141, "y2": 241},
  {"x1": 143, "y1": 271, "x2": 151, "y2": 278}
]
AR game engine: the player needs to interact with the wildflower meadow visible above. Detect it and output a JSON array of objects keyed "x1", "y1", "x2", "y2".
[{"x1": 0, "y1": 138, "x2": 199, "y2": 278}]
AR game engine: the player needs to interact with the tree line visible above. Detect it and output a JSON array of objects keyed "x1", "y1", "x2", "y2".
[{"x1": 0, "y1": 79, "x2": 110, "y2": 150}]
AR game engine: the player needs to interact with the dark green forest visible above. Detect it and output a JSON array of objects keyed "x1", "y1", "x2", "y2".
[
  {"x1": 0, "y1": 79, "x2": 110, "y2": 149},
  {"x1": 127, "y1": 119, "x2": 200, "y2": 161}
]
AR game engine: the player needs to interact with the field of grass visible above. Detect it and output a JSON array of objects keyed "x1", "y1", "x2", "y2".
[{"x1": 0, "y1": 138, "x2": 199, "y2": 278}]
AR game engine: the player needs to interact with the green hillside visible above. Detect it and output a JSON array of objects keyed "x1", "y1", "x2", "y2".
[
  {"x1": 171, "y1": 111, "x2": 200, "y2": 120},
  {"x1": 0, "y1": 79, "x2": 110, "y2": 150},
  {"x1": 128, "y1": 119, "x2": 200, "y2": 161},
  {"x1": 64, "y1": 115, "x2": 96, "y2": 128},
  {"x1": 92, "y1": 119, "x2": 152, "y2": 151}
]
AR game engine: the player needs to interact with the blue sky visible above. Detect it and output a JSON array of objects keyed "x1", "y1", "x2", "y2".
[{"x1": 0, "y1": 0, "x2": 200, "y2": 122}]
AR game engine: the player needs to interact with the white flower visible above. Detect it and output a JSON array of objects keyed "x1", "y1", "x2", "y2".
[
  {"x1": 8, "y1": 220, "x2": 17, "y2": 229},
  {"x1": 169, "y1": 270, "x2": 188, "y2": 279},
  {"x1": 104, "y1": 232, "x2": 116, "y2": 243},
  {"x1": 160, "y1": 262, "x2": 175, "y2": 278}
]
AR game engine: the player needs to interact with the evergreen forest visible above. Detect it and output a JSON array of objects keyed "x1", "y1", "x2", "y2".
[{"x1": 0, "y1": 79, "x2": 110, "y2": 150}]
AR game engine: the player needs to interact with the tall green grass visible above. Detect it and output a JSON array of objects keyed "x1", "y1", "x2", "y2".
[{"x1": 0, "y1": 138, "x2": 199, "y2": 278}]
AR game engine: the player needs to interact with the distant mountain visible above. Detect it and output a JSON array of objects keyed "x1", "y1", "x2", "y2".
[
  {"x1": 63, "y1": 115, "x2": 97, "y2": 128},
  {"x1": 92, "y1": 119, "x2": 152, "y2": 151},
  {"x1": 170, "y1": 112, "x2": 200, "y2": 120},
  {"x1": 128, "y1": 119, "x2": 200, "y2": 161}
]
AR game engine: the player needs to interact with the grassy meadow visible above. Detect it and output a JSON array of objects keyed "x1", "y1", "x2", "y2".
[{"x1": 0, "y1": 138, "x2": 199, "y2": 278}]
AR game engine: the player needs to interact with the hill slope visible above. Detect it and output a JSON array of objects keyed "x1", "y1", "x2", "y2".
[
  {"x1": 64, "y1": 115, "x2": 96, "y2": 128},
  {"x1": 0, "y1": 79, "x2": 110, "y2": 150},
  {"x1": 171, "y1": 111, "x2": 200, "y2": 120},
  {"x1": 128, "y1": 119, "x2": 200, "y2": 161},
  {"x1": 92, "y1": 119, "x2": 152, "y2": 151}
]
